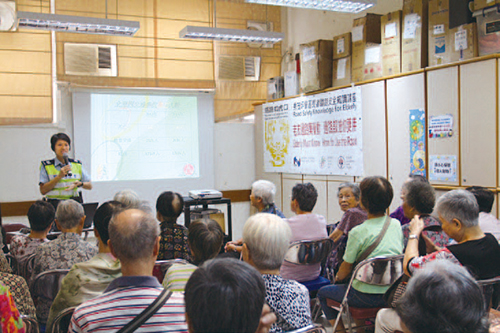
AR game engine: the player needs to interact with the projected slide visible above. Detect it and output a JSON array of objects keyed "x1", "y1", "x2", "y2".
[{"x1": 90, "y1": 93, "x2": 199, "y2": 181}]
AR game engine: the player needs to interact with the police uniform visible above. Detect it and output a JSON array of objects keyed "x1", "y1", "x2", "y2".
[{"x1": 39, "y1": 158, "x2": 90, "y2": 201}]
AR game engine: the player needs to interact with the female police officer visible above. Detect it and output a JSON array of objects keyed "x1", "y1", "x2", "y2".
[{"x1": 39, "y1": 133, "x2": 92, "y2": 205}]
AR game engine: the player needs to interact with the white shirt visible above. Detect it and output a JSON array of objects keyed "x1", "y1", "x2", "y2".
[{"x1": 479, "y1": 212, "x2": 500, "y2": 241}]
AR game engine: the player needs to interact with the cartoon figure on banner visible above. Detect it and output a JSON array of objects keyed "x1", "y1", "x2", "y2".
[
  {"x1": 265, "y1": 119, "x2": 290, "y2": 167},
  {"x1": 409, "y1": 109, "x2": 426, "y2": 176}
]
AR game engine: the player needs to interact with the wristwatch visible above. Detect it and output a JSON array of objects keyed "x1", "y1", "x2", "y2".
[
  {"x1": 77, "y1": 182, "x2": 83, "y2": 188},
  {"x1": 409, "y1": 234, "x2": 419, "y2": 240}
]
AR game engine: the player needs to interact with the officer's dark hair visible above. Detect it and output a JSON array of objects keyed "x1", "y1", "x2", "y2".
[
  {"x1": 94, "y1": 201, "x2": 125, "y2": 245},
  {"x1": 466, "y1": 186, "x2": 495, "y2": 214},
  {"x1": 28, "y1": 200, "x2": 55, "y2": 231},
  {"x1": 185, "y1": 258, "x2": 265, "y2": 333},
  {"x1": 360, "y1": 176, "x2": 393, "y2": 215},
  {"x1": 156, "y1": 191, "x2": 184, "y2": 223},
  {"x1": 291, "y1": 183, "x2": 318, "y2": 212},
  {"x1": 50, "y1": 133, "x2": 71, "y2": 152}
]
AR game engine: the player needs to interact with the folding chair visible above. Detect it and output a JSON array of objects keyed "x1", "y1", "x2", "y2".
[
  {"x1": 5, "y1": 253, "x2": 18, "y2": 275},
  {"x1": 285, "y1": 323, "x2": 327, "y2": 333},
  {"x1": 326, "y1": 254, "x2": 404, "y2": 333},
  {"x1": 49, "y1": 306, "x2": 76, "y2": 333},
  {"x1": 19, "y1": 253, "x2": 36, "y2": 282},
  {"x1": 20, "y1": 315, "x2": 40, "y2": 333},
  {"x1": 30, "y1": 269, "x2": 69, "y2": 325},
  {"x1": 477, "y1": 276, "x2": 500, "y2": 311},
  {"x1": 284, "y1": 238, "x2": 334, "y2": 320}
]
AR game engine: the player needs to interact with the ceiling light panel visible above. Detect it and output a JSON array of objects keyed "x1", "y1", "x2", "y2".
[
  {"x1": 17, "y1": 11, "x2": 140, "y2": 36},
  {"x1": 180, "y1": 26, "x2": 284, "y2": 43},
  {"x1": 244, "y1": 0, "x2": 376, "y2": 13}
]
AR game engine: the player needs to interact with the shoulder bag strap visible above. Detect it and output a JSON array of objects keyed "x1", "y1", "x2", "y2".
[
  {"x1": 356, "y1": 215, "x2": 392, "y2": 264},
  {"x1": 117, "y1": 289, "x2": 172, "y2": 333}
]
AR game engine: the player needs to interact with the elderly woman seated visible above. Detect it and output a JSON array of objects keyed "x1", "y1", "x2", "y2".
[
  {"x1": 395, "y1": 260, "x2": 489, "y2": 333},
  {"x1": 280, "y1": 183, "x2": 328, "y2": 282},
  {"x1": 242, "y1": 213, "x2": 312, "y2": 333},
  {"x1": 400, "y1": 179, "x2": 449, "y2": 248},
  {"x1": 318, "y1": 176, "x2": 403, "y2": 329},
  {"x1": 326, "y1": 183, "x2": 367, "y2": 275},
  {"x1": 162, "y1": 218, "x2": 223, "y2": 292},
  {"x1": 375, "y1": 189, "x2": 500, "y2": 333}
]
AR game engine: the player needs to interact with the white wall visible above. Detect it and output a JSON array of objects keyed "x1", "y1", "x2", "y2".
[{"x1": 281, "y1": 0, "x2": 403, "y2": 73}]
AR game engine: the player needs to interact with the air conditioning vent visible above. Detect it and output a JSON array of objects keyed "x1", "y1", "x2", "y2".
[
  {"x1": 64, "y1": 43, "x2": 117, "y2": 76},
  {"x1": 219, "y1": 56, "x2": 261, "y2": 81},
  {"x1": 98, "y1": 47, "x2": 112, "y2": 69}
]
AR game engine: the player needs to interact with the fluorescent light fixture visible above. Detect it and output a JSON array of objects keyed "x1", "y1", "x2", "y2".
[
  {"x1": 179, "y1": 25, "x2": 284, "y2": 43},
  {"x1": 244, "y1": 0, "x2": 376, "y2": 13},
  {"x1": 17, "y1": 11, "x2": 140, "y2": 36}
]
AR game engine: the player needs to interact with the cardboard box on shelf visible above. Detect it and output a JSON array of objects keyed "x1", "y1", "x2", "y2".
[
  {"x1": 300, "y1": 40, "x2": 333, "y2": 93},
  {"x1": 402, "y1": 0, "x2": 429, "y2": 72},
  {"x1": 474, "y1": 0, "x2": 500, "y2": 11},
  {"x1": 428, "y1": 0, "x2": 451, "y2": 66},
  {"x1": 332, "y1": 56, "x2": 351, "y2": 87},
  {"x1": 364, "y1": 45, "x2": 383, "y2": 80},
  {"x1": 381, "y1": 10, "x2": 402, "y2": 76},
  {"x1": 334, "y1": 32, "x2": 352, "y2": 59},
  {"x1": 450, "y1": 23, "x2": 478, "y2": 62},
  {"x1": 352, "y1": 13, "x2": 381, "y2": 82},
  {"x1": 475, "y1": 7, "x2": 500, "y2": 56}
]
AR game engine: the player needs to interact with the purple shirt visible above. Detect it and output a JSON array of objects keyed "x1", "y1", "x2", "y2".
[
  {"x1": 280, "y1": 214, "x2": 328, "y2": 282},
  {"x1": 336, "y1": 206, "x2": 368, "y2": 234},
  {"x1": 390, "y1": 205, "x2": 410, "y2": 225}
]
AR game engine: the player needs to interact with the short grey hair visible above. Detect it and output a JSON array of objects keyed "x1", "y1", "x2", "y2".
[
  {"x1": 55, "y1": 199, "x2": 84, "y2": 229},
  {"x1": 396, "y1": 260, "x2": 488, "y2": 333},
  {"x1": 251, "y1": 180, "x2": 277, "y2": 206},
  {"x1": 436, "y1": 190, "x2": 479, "y2": 228},
  {"x1": 243, "y1": 213, "x2": 291, "y2": 270},
  {"x1": 109, "y1": 209, "x2": 160, "y2": 261},
  {"x1": 113, "y1": 189, "x2": 142, "y2": 209},
  {"x1": 337, "y1": 183, "x2": 361, "y2": 200}
]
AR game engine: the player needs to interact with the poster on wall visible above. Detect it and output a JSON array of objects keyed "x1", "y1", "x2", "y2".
[
  {"x1": 409, "y1": 108, "x2": 426, "y2": 177},
  {"x1": 263, "y1": 86, "x2": 363, "y2": 176},
  {"x1": 429, "y1": 114, "x2": 454, "y2": 138},
  {"x1": 429, "y1": 155, "x2": 457, "y2": 182}
]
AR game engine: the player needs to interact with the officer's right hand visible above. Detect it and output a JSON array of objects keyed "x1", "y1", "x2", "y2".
[{"x1": 58, "y1": 165, "x2": 72, "y2": 178}]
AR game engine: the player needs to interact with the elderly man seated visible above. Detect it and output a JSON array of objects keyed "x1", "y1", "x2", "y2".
[
  {"x1": 396, "y1": 260, "x2": 489, "y2": 333},
  {"x1": 69, "y1": 208, "x2": 188, "y2": 332},
  {"x1": 242, "y1": 213, "x2": 312, "y2": 333},
  {"x1": 32, "y1": 199, "x2": 97, "y2": 325},
  {"x1": 375, "y1": 189, "x2": 500, "y2": 333},
  {"x1": 185, "y1": 258, "x2": 276, "y2": 333},
  {"x1": 47, "y1": 200, "x2": 124, "y2": 330}
]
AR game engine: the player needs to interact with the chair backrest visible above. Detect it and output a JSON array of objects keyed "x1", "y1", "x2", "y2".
[
  {"x1": 19, "y1": 253, "x2": 37, "y2": 282},
  {"x1": 477, "y1": 276, "x2": 500, "y2": 310},
  {"x1": 5, "y1": 253, "x2": 18, "y2": 275},
  {"x1": 30, "y1": 269, "x2": 69, "y2": 307},
  {"x1": 285, "y1": 324, "x2": 327, "y2": 333},
  {"x1": 284, "y1": 239, "x2": 334, "y2": 265},
  {"x1": 20, "y1": 315, "x2": 40, "y2": 333},
  {"x1": 50, "y1": 306, "x2": 76, "y2": 333},
  {"x1": 4, "y1": 223, "x2": 28, "y2": 244},
  {"x1": 351, "y1": 255, "x2": 404, "y2": 287},
  {"x1": 153, "y1": 259, "x2": 189, "y2": 283}
]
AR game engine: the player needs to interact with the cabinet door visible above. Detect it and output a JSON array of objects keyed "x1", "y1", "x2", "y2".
[
  {"x1": 356, "y1": 81, "x2": 387, "y2": 182},
  {"x1": 460, "y1": 59, "x2": 497, "y2": 188},
  {"x1": 303, "y1": 176, "x2": 327, "y2": 218},
  {"x1": 427, "y1": 67, "x2": 460, "y2": 186},
  {"x1": 387, "y1": 73, "x2": 426, "y2": 212}
]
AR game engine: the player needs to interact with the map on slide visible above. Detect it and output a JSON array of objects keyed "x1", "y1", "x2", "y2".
[{"x1": 90, "y1": 94, "x2": 200, "y2": 181}]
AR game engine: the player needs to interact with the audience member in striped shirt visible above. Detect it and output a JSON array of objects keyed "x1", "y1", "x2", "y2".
[{"x1": 69, "y1": 208, "x2": 188, "y2": 333}]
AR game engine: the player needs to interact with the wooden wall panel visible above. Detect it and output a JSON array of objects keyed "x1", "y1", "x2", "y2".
[
  {"x1": 0, "y1": 0, "x2": 52, "y2": 127},
  {"x1": 156, "y1": 1, "x2": 210, "y2": 22},
  {"x1": 118, "y1": 57, "x2": 155, "y2": 78},
  {"x1": 157, "y1": 59, "x2": 214, "y2": 80}
]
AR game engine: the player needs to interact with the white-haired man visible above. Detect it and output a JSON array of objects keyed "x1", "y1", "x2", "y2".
[
  {"x1": 32, "y1": 199, "x2": 97, "y2": 325},
  {"x1": 69, "y1": 208, "x2": 188, "y2": 332}
]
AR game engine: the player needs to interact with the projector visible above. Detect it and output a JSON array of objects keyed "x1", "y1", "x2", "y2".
[{"x1": 189, "y1": 189, "x2": 223, "y2": 200}]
